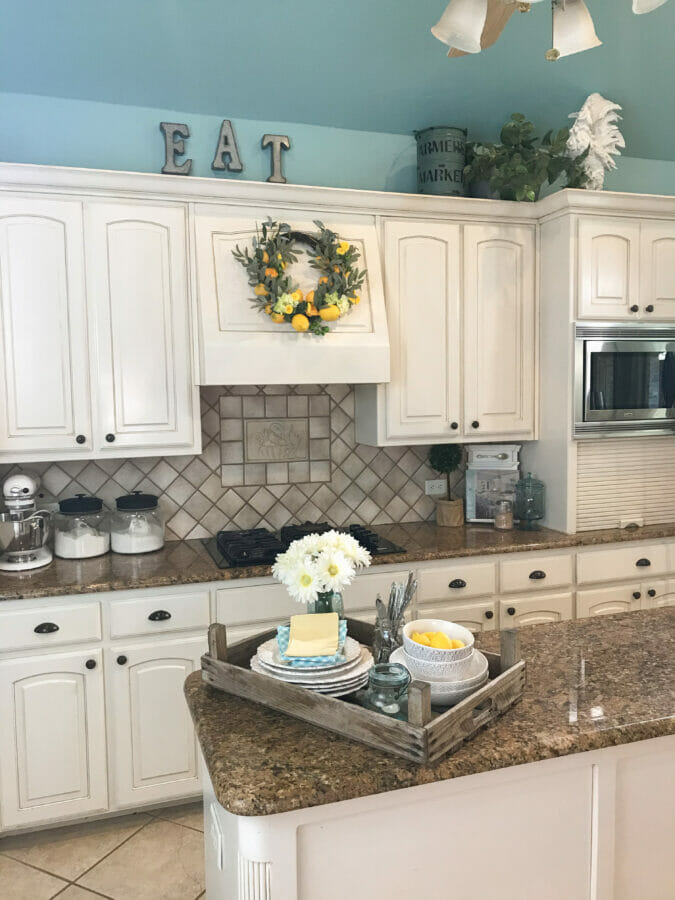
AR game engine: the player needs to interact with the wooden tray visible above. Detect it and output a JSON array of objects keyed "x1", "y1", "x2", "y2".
[{"x1": 201, "y1": 618, "x2": 525, "y2": 765}]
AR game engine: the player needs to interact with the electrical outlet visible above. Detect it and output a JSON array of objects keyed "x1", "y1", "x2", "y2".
[{"x1": 425, "y1": 479, "x2": 447, "y2": 497}]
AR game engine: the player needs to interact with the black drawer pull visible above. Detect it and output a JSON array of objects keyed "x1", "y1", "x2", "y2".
[
  {"x1": 449, "y1": 579, "x2": 467, "y2": 590},
  {"x1": 471, "y1": 420, "x2": 480, "y2": 429},
  {"x1": 117, "y1": 655, "x2": 128, "y2": 666},
  {"x1": 632, "y1": 591, "x2": 642, "y2": 600},
  {"x1": 148, "y1": 609, "x2": 172, "y2": 622},
  {"x1": 76, "y1": 434, "x2": 86, "y2": 444},
  {"x1": 507, "y1": 606, "x2": 516, "y2": 616},
  {"x1": 647, "y1": 589, "x2": 656, "y2": 598},
  {"x1": 105, "y1": 433, "x2": 116, "y2": 443},
  {"x1": 34, "y1": 622, "x2": 59, "y2": 634},
  {"x1": 635, "y1": 558, "x2": 651, "y2": 567},
  {"x1": 630, "y1": 304, "x2": 639, "y2": 313},
  {"x1": 85, "y1": 659, "x2": 97, "y2": 670},
  {"x1": 645, "y1": 304, "x2": 654, "y2": 313},
  {"x1": 450, "y1": 421, "x2": 459, "y2": 430},
  {"x1": 529, "y1": 570, "x2": 546, "y2": 580},
  {"x1": 484, "y1": 610, "x2": 494, "y2": 620}
]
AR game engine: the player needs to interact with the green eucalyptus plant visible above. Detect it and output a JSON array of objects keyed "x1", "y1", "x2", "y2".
[
  {"x1": 464, "y1": 113, "x2": 589, "y2": 202},
  {"x1": 428, "y1": 444, "x2": 463, "y2": 500}
]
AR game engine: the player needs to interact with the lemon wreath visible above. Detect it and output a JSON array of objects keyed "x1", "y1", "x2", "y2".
[{"x1": 232, "y1": 218, "x2": 366, "y2": 336}]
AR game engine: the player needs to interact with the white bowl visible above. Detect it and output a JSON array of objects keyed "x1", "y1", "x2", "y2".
[
  {"x1": 390, "y1": 648, "x2": 489, "y2": 707},
  {"x1": 401, "y1": 647, "x2": 489, "y2": 685},
  {"x1": 403, "y1": 619, "x2": 475, "y2": 663}
]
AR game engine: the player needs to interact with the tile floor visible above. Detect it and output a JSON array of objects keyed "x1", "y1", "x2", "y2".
[{"x1": 0, "y1": 802, "x2": 205, "y2": 900}]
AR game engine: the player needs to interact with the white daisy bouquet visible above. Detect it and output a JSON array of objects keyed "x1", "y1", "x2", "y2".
[{"x1": 272, "y1": 530, "x2": 371, "y2": 606}]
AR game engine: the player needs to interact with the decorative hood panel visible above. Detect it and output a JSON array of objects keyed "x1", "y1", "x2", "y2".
[{"x1": 194, "y1": 204, "x2": 390, "y2": 385}]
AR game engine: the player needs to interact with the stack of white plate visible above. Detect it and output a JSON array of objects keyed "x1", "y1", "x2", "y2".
[{"x1": 250, "y1": 636, "x2": 373, "y2": 697}]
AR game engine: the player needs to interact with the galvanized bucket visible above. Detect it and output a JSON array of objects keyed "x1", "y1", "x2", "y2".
[{"x1": 415, "y1": 125, "x2": 467, "y2": 196}]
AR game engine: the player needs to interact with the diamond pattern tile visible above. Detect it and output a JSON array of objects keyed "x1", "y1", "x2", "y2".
[{"x1": 0, "y1": 385, "x2": 465, "y2": 541}]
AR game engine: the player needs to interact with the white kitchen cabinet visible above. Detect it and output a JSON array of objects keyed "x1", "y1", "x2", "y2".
[
  {"x1": 576, "y1": 584, "x2": 644, "y2": 618},
  {"x1": 107, "y1": 637, "x2": 205, "y2": 808},
  {"x1": 380, "y1": 220, "x2": 461, "y2": 441},
  {"x1": 577, "y1": 217, "x2": 641, "y2": 320},
  {"x1": 463, "y1": 224, "x2": 536, "y2": 437},
  {"x1": 642, "y1": 579, "x2": 675, "y2": 609},
  {"x1": 416, "y1": 599, "x2": 498, "y2": 633},
  {"x1": 499, "y1": 591, "x2": 574, "y2": 627},
  {"x1": 576, "y1": 543, "x2": 668, "y2": 585},
  {"x1": 640, "y1": 220, "x2": 675, "y2": 320},
  {"x1": 0, "y1": 648, "x2": 107, "y2": 828},
  {"x1": 0, "y1": 197, "x2": 93, "y2": 459},
  {"x1": 85, "y1": 202, "x2": 199, "y2": 453}
]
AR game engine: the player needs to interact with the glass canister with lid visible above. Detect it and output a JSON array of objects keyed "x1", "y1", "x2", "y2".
[
  {"x1": 54, "y1": 494, "x2": 110, "y2": 559},
  {"x1": 111, "y1": 492, "x2": 165, "y2": 555}
]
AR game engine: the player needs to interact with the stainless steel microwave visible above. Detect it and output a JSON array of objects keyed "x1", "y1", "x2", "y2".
[{"x1": 574, "y1": 325, "x2": 675, "y2": 437}]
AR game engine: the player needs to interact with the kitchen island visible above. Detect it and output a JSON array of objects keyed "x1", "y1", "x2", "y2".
[{"x1": 185, "y1": 608, "x2": 674, "y2": 900}]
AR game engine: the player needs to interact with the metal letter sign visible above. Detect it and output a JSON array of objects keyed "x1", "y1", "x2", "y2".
[
  {"x1": 261, "y1": 134, "x2": 291, "y2": 184},
  {"x1": 159, "y1": 123, "x2": 192, "y2": 175},
  {"x1": 212, "y1": 119, "x2": 244, "y2": 172}
]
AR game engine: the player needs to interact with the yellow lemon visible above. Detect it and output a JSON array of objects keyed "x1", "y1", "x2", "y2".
[
  {"x1": 291, "y1": 314, "x2": 310, "y2": 332},
  {"x1": 336, "y1": 241, "x2": 350, "y2": 255},
  {"x1": 429, "y1": 632, "x2": 453, "y2": 650},
  {"x1": 412, "y1": 632, "x2": 432, "y2": 647},
  {"x1": 254, "y1": 283, "x2": 268, "y2": 296},
  {"x1": 271, "y1": 313, "x2": 285, "y2": 323},
  {"x1": 265, "y1": 267, "x2": 278, "y2": 279},
  {"x1": 319, "y1": 305, "x2": 340, "y2": 321},
  {"x1": 262, "y1": 251, "x2": 269, "y2": 263},
  {"x1": 306, "y1": 302, "x2": 319, "y2": 317}
]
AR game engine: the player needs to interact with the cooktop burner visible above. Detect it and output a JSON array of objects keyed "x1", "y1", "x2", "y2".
[{"x1": 203, "y1": 521, "x2": 405, "y2": 569}]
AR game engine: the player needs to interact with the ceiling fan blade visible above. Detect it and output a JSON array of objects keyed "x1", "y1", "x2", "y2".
[{"x1": 447, "y1": 0, "x2": 516, "y2": 56}]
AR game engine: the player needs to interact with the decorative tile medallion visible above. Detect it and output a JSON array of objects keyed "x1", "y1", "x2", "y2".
[{"x1": 244, "y1": 419, "x2": 309, "y2": 463}]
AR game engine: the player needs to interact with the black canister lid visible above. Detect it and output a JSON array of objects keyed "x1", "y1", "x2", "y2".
[
  {"x1": 116, "y1": 491, "x2": 159, "y2": 511},
  {"x1": 59, "y1": 493, "x2": 103, "y2": 515}
]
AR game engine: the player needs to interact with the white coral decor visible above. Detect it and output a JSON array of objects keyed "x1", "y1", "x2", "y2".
[
  {"x1": 567, "y1": 93, "x2": 625, "y2": 191},
  {"x1": 272, "y1": 531, "x2": 371, "y2": 604}
]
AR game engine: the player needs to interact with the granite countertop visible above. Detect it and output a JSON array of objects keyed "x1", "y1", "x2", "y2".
[
  {"x1": 184, "y1": 607, "x2": 675, "y2": 817},
  {"x1": 1, "y1": 521, "x2": 675, "y2": 601}
]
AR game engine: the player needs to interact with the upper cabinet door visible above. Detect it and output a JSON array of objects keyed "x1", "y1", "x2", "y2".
[
  {"x1": 85, "y1": 202, "x2": 198, "y2": 453},
  {"x1": 0, "y1": 198, "x2": 92, "y2": 456},
  {"x1": 383, "y1": 220, "x2": 461, "y2": 441},
  {"x1": 577, "y1": 217, "x2": 641, "y2": 320},
  {"x1": 641, "y1": 221, "x2": 675, "y2": 321},
  {"x1": 463, "y1": 224, "x2": 536, "y2": 437}
]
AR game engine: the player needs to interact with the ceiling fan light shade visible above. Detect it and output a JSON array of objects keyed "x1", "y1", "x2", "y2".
[
  {"x1": 632, "y1": 0, "x2": 668, "y2": 12},
  {"x1": 431, "y1": 0, "x2": 489, "y2": 53},
  {"x1": 551, "y1": 0, "x2": 602, "y2": 59}
]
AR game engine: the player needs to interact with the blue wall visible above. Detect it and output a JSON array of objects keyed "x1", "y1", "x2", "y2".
[{"x1": 1, "y1": 92, "x2": 673, "y2": 196}]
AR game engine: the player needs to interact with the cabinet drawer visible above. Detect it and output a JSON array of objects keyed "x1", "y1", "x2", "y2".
[
  {"x1": 576, "y1": 585, "x2": 643, "y2": 619},
  {"x1": 417, "y1": 599, "x2": 498, "y2": 633},
  {"x1": 499, "y1": 592, "x2": 574, "y2": 628},
  {"x1": 216, "y1": 583, "x2": 295, "y2": 627},
  {"x1": 108, "y1": 591, "x2": 210, "y2": 639},
  {"x1": 418, "y1": 562, "x2": 496, "y2": 603},
  {"x1": 0, "y1": 602, "x2": 101, "y2": 653},
  {"x1": 499, "y1": 554, "x2": 574, "y2": 594},
  {"x1": 576, "y1": 544, "x2": 668, "y2": 585},
  {"x1": 342, "y1": 570, "x2": 411, "y2": 612}
]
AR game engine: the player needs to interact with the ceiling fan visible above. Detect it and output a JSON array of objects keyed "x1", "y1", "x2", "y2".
[{"x1": 432, "y1": 0, "x2": 671, "y2": 60}]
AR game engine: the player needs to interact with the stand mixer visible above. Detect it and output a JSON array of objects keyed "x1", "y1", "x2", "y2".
[{"x1": 0, "y1": 473, "x2": 52, "y2": 571}]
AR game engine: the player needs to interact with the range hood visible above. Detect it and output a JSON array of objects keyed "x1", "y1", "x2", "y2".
[{"x1": 194, "y1": 204, "x2": 390, "y2": 385}]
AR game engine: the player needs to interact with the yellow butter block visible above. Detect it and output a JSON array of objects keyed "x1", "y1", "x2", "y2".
[{"x1": 285, "y1": 612, "x2": 339, "y2": 658}]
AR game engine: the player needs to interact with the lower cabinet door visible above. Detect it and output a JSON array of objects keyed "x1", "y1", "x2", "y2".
[
  {"x1": 499, "y1": 592, "x2": 574, "y2": 627},
  {"x1": 576, "y1": 584, "x2": 643, "y2": 619},
  {"x1": 416, "y1": 600, "x2": 498, "y2": 633},
  {"x1": 108, "y1": 636, "x2": 206, "y2": 808},
  {"x1": 0, "y1": 648, "x2": 107, "y2": 828}
]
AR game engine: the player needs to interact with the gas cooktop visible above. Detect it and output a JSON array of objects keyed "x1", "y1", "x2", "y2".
[{"x1": 203, "y1": 521, "x2": 406, "y2": 569}]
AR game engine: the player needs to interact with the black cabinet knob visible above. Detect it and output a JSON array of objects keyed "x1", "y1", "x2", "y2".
[
  {"x1": 76, "y1": 434, "x2": 86, "y2": 445},
  {"x1": 105, "y1": 433, "x2": 116, "y2": 443},
  {"x1": 647, "y1": 589, "x2": 656, "y2": 598},
  {"x1": 632, "y1": 591, "x2": 642, "y2": 600},
  {"x1": 85, "y1": 659, "x2": 97, "y2": 670},
  {"x1": 630, "y1": 304, "x2": 639, "y2": 313},
  {"x1": 450, "y1": 422, "x2": 459, "y2": 430},
  {"x1": 148, "y1": 609, "x2": 172, "y2": 622},
  {"x1": 449, "y1": 579, "x2": 467, "y2": 590},
  {"x1": 529, "y1": 570, "x2": 546, "y2": 580},
  {"x1": 636, "y1": 558, "x2": 651, "y2": 567},
  {"x1": 484, "y1": 610, "x2": 494, "y2": 620},
  {"x1": 34, "y1": 622, "x2": 59, "y2": 634},
  {"x1": 507, "y1": 606, "x2": 516, "y2": 616},
  {"x1": 645, "y1": 304, "x2": 654, "y2": 313},
  {"x1": 117, "y1": 655, "x2": 128, "y2": 666},
  {"x1": 471, "y1": 420, "x2": 480, "y2": 429}
]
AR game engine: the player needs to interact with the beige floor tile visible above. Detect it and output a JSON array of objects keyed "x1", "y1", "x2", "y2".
[
  {"x1": 77, "y1": 819, "x2": 205, "y2": 900},
  {"x1": 155, "y1": 802, "x2": 204, "y2": 832},
  {"x1": 0, "y1": 854, "x2": 67, "y2": 900},
  {"x1": 55, "y1": 887, "x2": 114, "y2": 899},
  {"x1": 0, "y1": 814, "x2": 151, "y2": 882}
]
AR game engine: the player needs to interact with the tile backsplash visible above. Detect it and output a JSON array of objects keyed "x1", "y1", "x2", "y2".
[{"x1": 0, "y1": 386, "x2": 465, "y2": 541}]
